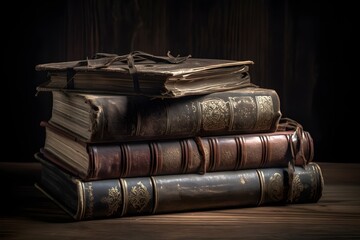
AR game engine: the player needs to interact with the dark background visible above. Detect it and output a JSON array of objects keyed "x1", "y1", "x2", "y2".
[{"x1": 4, "y1": 0, "x2": 354, "y2": 163}]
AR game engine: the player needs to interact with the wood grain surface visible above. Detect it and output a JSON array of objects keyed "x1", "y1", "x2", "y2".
[{"x1": 1, "y1": 162, "x2": 359, "y2": 239}]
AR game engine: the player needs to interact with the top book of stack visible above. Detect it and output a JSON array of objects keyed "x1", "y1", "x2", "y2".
[{"x1": 35, "y1": 51, "x2": 255, "y2": 98}]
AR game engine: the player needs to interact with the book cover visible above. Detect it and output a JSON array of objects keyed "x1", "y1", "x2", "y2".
[
  {"x1": 41, "y1": 120, "x2": 313, "y2": 180},
  {"x1": 48, "y1": 87, "x2": 281, "y2": 142},
  {"x1": 35, "y1": 51, "x2": 255, "y2": 98},
  {"x1": 34, "y1": 152, "x2": 323, "y2": 220}
]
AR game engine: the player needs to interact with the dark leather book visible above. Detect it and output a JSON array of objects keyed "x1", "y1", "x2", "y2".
[
  {"x1": 47, "y1": 87, "x2": 281, "y2": 142},
  {"x1": 34, "y1": 152, "x2": 324, "y2": 220},
  {"x1": 41, "y1": 120, "x2": 313, "y2": 180},
  {"x1": 35, "y1": 51, "x2": 254, "y2": 98}
]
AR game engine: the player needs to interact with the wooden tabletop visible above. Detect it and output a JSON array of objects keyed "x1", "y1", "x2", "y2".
[{"x1": 1, "y1": 161, "x2": 359, "y2": 239}]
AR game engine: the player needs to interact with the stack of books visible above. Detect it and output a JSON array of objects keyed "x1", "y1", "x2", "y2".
[{"x1": 34, "y1": 51, "x2": 323, "y2": 220}]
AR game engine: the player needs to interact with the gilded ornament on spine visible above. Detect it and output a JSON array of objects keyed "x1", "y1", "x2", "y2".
[
  {"x1": 268, "y1": 172, "x2": 284, "y2": 202},
  {"x1": 255, "y1": 96, "x2": 274, "y2": 131},
  {"x1": 291, "y1": 174, "x2": 304, "y2": 202},
  {"x1": 230, "y1": 96, "x2": 256, "y2": 130},
  {"x1": 101, "y1": 186, "x2": 122, "y2": 216},
  {"x1": 128, "y1": 181, "x2": 151, "y2": 213},
  {"x1": 201, "y1": 98, "x2": 229, "y2": 130}
]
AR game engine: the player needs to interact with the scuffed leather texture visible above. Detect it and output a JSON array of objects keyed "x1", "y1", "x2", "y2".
[
  {"x1": 35, "y1": 152, "x2": 323, "y2": 220},
  {"x1": 41, "y1": 123, "x2": 313, "y2": 180},
  {"x1": 35, "y1": 54, "x2": 254, "y2": 98},
  {"x1": 50, "y1": 87, "x2": 281, "y2": 142}
]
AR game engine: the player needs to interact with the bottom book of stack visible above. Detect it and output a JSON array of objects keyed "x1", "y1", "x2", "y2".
[{"x1": 34, "y1": 152, "x2": 324, "y2": 221}]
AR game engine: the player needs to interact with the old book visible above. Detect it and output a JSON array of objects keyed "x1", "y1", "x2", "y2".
[
  {"x1": 47, "y1": 87, "x2": 281, "y2": 142},
  {"x1": 35, "y1": 51, "x2": 255, "y2": 98},
  {"x1": 34, "y1": 152, "x2": 324, "y2": 220},
  {"x1": 41, "y1": 120, "x2": 313, "y2": 180}
]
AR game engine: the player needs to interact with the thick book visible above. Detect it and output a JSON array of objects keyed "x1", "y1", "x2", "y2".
[
  {"x1": 47, "y1": 87, "x2": 281, "y2": 142},
  {"x1": 41, "y1": 121, "x2": 314, "y2": 180},
  {"x1": 35, "y1": 51, "x2": 255, "y2": 98},
  {"x1": 34, "y1": 152, "x2": 324, "y2": 220}
]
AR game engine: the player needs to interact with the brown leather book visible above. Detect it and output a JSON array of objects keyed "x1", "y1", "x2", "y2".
[
  {"x1": 35, "y1": 51, "x2": 254, "y2": 98},
  {"x1": 34, "y1": 152, "x2": 323, "y2": 220},
  {"x1": 41, "y1": 121, "x2": 313, "y2": 180},
  {"x1": 46, "y1": 87, "x2": 281, "y2": 142}
]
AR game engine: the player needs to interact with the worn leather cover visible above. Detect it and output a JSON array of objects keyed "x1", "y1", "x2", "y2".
[
  {"x1": 35, "y1": 52, "x2": 255, "y2": 97},
  {"x1": 41, "y1": 121, "x2": 314, "y2": 180},
  {"x1": 35, "y1": 152, "x2": 323, "y2": 220},
  {"x1": 36, "y1": 58, "x2": 253, "y2": 73},
  {"x1": 50, "y1": 87, "x2": 282, "y2": 142}
]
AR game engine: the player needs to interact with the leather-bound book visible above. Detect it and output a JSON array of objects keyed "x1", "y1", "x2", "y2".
[
  {"x1": 41, "y1": 120, "x2": 313, "y2": 180},
  {"x1": 34, "y1": 152, "x2": 324, "y2": 221},
  {"x1": 46, "y1": 87, "x2": 281, "y2": 142},
  {"x1": 35, "y1": 51, "x2": 254, "y2": 98}
]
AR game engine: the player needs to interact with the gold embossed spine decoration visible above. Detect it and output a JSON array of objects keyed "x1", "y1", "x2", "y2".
[
  {"x1": 122, "y1": 178, "x2": 154, "y2": 216},
  {"x1": 129, "y1": 182, "x2": 151, "y2": 212},
  {"x1": 230, "y1": 96, "x2": 257, "y2": 130},
  {"x1": 80, "y1": 179, "x2": 123, "y2": 219},
  {"x1": 255, "y1": 95, "x2": 275, "y2": 131},
  {"x1": 267, "y1": 172, "x2": 285, "y2": 202},
  {"x1": 100, "y1": 186, "x2": 122, "y2": 216},
  {"x1": 260, "y1": 167, "x2": 287, "y2": 204},
  {"x1": 257, "y1": 162, "x2": 324, "y2": 205},
  {"x1": 288, "y1": 163, "x2": 324, "y2": 204},
  {"x1": 201, "y1": 97, "x2": 230, "y2": 131}
]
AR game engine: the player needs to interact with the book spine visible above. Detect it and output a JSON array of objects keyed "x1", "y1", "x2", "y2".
[
  {"x1": 88, "y1": 88, "x2": 281, "y2": 141},
  {"x1": 76, "y1": 163, "x2": 323, "y2": 220},
  {"x1": 85, "y1": 130, "x2": 313, "y2": 179}
]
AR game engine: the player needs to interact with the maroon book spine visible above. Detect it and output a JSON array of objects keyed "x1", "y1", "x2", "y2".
[{"x1": 42, "y1": 127, "x2": 313, "y2": 180}]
